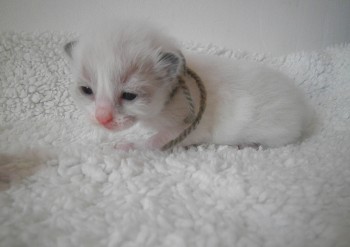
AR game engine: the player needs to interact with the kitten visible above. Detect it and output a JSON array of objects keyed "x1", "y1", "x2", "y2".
[{"x1": 64, "y1": 20, "x2": 314, "y2": 150}]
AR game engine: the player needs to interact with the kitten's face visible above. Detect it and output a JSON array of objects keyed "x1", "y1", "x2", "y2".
[{"x1": 65, "y1": 24, "x2": 183, "y2": 131}]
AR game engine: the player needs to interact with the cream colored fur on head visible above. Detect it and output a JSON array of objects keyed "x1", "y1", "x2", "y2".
[{"x1": 65, "y1": 20, "x2": 314, "y2": 150}]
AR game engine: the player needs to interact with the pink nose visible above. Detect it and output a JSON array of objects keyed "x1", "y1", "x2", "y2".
[{"x1": 95, "y1": 108, "x2": 114, "y2": 125}]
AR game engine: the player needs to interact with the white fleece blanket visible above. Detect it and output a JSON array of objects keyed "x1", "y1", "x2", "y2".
[{"x1": 0, "y1": 32, "x2": 349, "y2": 247}]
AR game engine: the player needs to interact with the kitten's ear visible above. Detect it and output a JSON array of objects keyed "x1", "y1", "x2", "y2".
[
  {"x1": 64, "y1": 41, "x2": 77, "y2": 59},
  {"x1": 158, "y1": 51, "x2": 185, "y2": 78}
]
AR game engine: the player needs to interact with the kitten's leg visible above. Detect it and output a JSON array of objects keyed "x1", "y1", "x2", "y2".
[
  {"x1": 114, "y1": 142, "x2": 136, "y2": 151},
  {"x1": 114, "y1": 133, "x2": 175, "y2": 151},
  {"x1": 145, "y1": 128, "x2": 184, "y2": 150},
  {"x1": 114, "y1": 128, "x2": 184, "y2": 151}
]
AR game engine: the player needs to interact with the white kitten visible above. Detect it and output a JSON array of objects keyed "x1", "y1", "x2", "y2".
[{"x1": 64, "y1": 20, "x2": 314, "y2": 150}]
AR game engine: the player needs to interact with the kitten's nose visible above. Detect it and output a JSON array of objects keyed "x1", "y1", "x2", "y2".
[{"x1": 95, "y1": 107, "x2": 114, "y2": 125}]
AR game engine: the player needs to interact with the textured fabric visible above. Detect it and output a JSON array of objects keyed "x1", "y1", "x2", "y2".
[{"x1": 0, "y1": 32, "x2": 349, "y2": 247}]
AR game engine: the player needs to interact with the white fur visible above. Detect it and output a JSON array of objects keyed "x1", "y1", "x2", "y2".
[
  {"x1": 66, "y1": 20, "x2": 314, "y2": 150},
  {"x1": 183, "y1": 54, "x2": 314, "y2": 147}
]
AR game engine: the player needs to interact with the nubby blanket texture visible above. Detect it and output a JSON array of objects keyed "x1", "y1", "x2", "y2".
[{"x1": 0, "y1": 33, "x2": 349, "y2": 247}]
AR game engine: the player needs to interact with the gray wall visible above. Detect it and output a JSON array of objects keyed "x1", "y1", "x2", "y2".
[{"x1": 1, "y1": 0, "x2": 350, "y2": 55}]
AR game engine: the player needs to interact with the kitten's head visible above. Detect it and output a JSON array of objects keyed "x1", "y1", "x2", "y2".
[{"x1": 65, "y1": 21, "x2": 185, "y2": 131}]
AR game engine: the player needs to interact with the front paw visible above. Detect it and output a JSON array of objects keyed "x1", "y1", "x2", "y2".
[{"x1": 114, "y1": 142, "x2": 136, "y2": 152}]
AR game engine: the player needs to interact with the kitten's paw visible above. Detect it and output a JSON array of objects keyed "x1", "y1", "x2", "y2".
[{"x1": 114, "y1": 142, "x2": 135, "y2": 152}]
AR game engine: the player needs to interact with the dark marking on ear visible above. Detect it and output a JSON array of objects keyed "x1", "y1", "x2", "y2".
[
  {"x1": 159, "y1": 51, "x2": 185, "y2": 78},
  {"x1": 160, "y1": 52, "x2": 179, "y2": 66},
  {"x1": 64, "y1": 41, "x2": 77, "y2": 58}
]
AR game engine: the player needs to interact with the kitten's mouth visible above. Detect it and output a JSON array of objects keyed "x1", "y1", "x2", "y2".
[
  {"x1": 101, "y1": 122, "x2": 119, "y2": 131},
  {"x1": 98, "y1": 116, "x2": 136, "y2": 132}
]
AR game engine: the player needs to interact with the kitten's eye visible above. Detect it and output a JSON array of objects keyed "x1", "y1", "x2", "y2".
[
  {"x1": 122, "y1": 92, "x2": 137, "y2": 101},
  {"x1": 80, "y1": 86, "x2": 93, "y2": 95}
]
